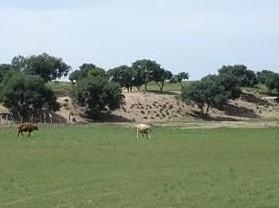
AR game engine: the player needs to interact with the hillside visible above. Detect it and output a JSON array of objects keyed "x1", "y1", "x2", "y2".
[
  {"x1": 112, "y1": 91, "x2": 279, "y2": 122},
  {"x1": 53, "y1": 89, "x2": 279, "y2": 124},
  {"x1": 1, "y1": 82, "x2": 279, "y2": 124}
]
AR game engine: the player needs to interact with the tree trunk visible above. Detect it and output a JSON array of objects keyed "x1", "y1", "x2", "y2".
[
  {"x1": 49, "y1": 113, "x2": 53, "y2": 124},
  {"x1": 43, "y1": 113, "x2": 46, "y2": 123},
  {"x1": 205, "y1": 104, "x2": 210, "y2": 116},
  {"x1": 180, "y1": 81, "x2": 183, "y2": 89},
  {"x1": 160, "y1": 81, "x2": 164, "y2": 92}
]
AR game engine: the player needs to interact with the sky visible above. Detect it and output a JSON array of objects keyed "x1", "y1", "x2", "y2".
[{"x1": 0, "y1": 0, "x2": 278, "y2": 80}]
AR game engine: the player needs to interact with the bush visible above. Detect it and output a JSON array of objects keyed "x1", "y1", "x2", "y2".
[
  {"x1": 75, "y1": 76, "x2": 123, "y2": 117},
  {"x1": 0, "y1": 72, "x2": 59, "y2": 121},
  {"x1": 182, "y1": 74, "x2": 239, "y2": 116},
  {"x1": 218, "y1": 65, "x2": 258, "y2": 87}
]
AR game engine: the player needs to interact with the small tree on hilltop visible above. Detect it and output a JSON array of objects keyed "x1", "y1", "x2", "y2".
[
  {"x1": 132, "y1": 59, "x2": 160, "y2": 91},
  {"x1": 152, "y1": 68, "x2": 173, "y2": 91},
  {"x1": 131, "y1": 67, "x2": 145, "y2": 91},
  {"x1": 175, "y1": 72, "x2": 189, "y2": 89},
  {"x1": 107, "y1": 65, "x2": 133, "y2": 92}
]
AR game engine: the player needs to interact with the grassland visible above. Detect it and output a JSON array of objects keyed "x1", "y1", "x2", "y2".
[
  {"x1": 0, "y1": 125, "x2": 279, "y2": 208},
  {"x1": 47, "y1": 81, "x2": 73, "y2": 94},
  {"x1": 47, "y1": 80, "x2": 193, "y2": 94},
  {"x1": 144, "y1": 81, "x2": 194, "y2": 92},
  {"x1": 146, "y1": 81, "x2": 182, "y2": 92}
]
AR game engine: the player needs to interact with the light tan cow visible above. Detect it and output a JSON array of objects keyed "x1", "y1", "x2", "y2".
[{"x1": 136, "y1": 123, "x2": 151, "y2": 139}]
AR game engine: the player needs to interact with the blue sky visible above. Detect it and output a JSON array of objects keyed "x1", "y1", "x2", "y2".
[{"x1": 0, "y1": 0, "x2": 278, "y2": 79}]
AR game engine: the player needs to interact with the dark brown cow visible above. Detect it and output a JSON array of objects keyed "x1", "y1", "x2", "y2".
[{"x1": 17, "y1": 123, "x2": 39, "y2": 137}]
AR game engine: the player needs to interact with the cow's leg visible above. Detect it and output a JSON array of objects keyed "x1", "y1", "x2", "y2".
[
  {"x1": 144, "y1": 132, "x2": 148, "y2": 139},
  {"x1": 28, "y1": 131, "x2": 31, "y2": 137},
  {"x1": 143, "y1": 132, "x2": 146, "y2": 138},
  {"x1": 136, "y1": 129, "x2": 139, "y2": 139},
  {"x1": 17, "y1": 130, "x2": 20, "y2": 137},
  {"x1": 148, "y1": 130, "x2": 151, "y2": 139}
]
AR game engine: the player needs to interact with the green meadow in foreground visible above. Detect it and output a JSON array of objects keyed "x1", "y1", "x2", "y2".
[{"x1": 0, "y1": 125, "x2": 279, "y2": 208}]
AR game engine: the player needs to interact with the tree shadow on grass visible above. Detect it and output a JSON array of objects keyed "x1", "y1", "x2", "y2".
[
  {"x1": 188, "y1": 110, "x2": 243, "y2": 121},
  {"x1": 84, "y1": 113, "x2": 132, "y2": 123},
  {"x1": 144, "y1": 90, "x2": 179, "y2": 95}
]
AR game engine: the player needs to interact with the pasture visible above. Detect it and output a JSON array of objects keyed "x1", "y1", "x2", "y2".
[{"x1": 0, "y1": 124, "x2": 279, "y2": 207}]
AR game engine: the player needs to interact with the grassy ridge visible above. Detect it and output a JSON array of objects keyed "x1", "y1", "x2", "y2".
[
  {"x1": 47, "y1": 81, "x2": 73, "y2": 94},
  {"x1": 0, "y1": 125, "x2": 279, "y2": 207},
  {"x1": 47, "y1": 81, "x2": 193, "y2": 94}
]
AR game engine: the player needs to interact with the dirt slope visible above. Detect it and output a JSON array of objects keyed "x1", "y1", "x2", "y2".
[
  {"x1": 110, "y1": 91, "x2": 279, "y2": 123},
  {"x1": 1, "y1": 91, "x2": 279, "y2": 124}
]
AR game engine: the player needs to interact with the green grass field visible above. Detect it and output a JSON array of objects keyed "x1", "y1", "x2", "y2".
[
  {"x1": 47, "y1": 80, "x2": 194, "y2": 94},
  {"x1": 146, "y1": 81, "x2": 194, "y2": 92},
  {"x1": 0, "y1": 125, "x2": 279, "y2": 208},
  {"x1": 47, "y1": 81, "x2": 73, "y2": 94}
]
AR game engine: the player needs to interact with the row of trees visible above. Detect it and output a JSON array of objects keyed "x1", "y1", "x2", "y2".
[
  {"x1": 1, "y1": 52, "x2": 279, "y2": 121},
  {"x1": 1, "y1": 53, "x2": 188, "y2": 120},
  {"x1": 70, "y1": 59, "x2": 189, "y2": 92}
]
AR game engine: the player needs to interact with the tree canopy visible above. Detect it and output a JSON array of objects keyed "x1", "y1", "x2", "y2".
[
  {"x1": 0, "y1": 64, "x2": 11, "y2": 83},
  {"x1": 257, "y1": 70, "x2": 277, "y2": 85},
  {"x1": 11, "y1": 53, "x2": 71, "y2": 82},
  {"x1": 152, "y1": 68, "x2": 173, "y2": 91},
  {"x1": 69, "y1": 63, "x2": 106, "y2": 83},
  {"x1": 71, "y1": 63, "x2": 124, "y2": 117},
  {"x1": 107, "y1": 65, "x2": 133, "y2": 92},
  {"x1": 131, "y1": 59, "x2": 160, "y2": 91},
  {"x1": 107, "y1": 60, "x2": 174, "y2": 92},
  {"x1": 218, "y1": 65, "x2": 258, "y2": 87},
  {"x1": 265, "y1": 72, "x2": 279, "y2": 93},
  {"x1": 75, "y1": 76, "x2": 123, "y2": 117},
  {"x1": 182, "y1": 76, "x2": 228, "y2": 116},
  {"x1": 0, "y1": 72, "x2": 59, "y2": 121},
  {"x1": 174, "y1": 72, "x2": 189, "y2": 88},
  {"x1": 182, "y1": 72, "x2": 241, "y2": 116}
]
